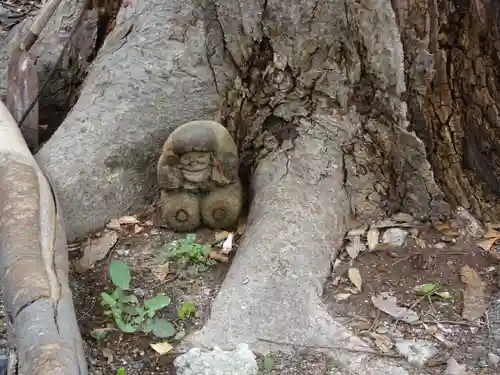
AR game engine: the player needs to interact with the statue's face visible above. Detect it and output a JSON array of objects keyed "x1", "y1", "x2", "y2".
[{"x1": 179, "y1": 151, "x2": 211, "y2": 183}]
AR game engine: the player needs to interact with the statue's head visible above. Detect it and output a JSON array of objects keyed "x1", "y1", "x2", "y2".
[{"x1": 166, "y1": 125, "x2": 219, "y2": 184}]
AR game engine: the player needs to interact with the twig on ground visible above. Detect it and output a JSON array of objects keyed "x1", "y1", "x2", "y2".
[
  {"x1": 422, "y1": 319, "x2": 482, "y2": 327},
  {"x1": 257, "y1": 337, "x2": 402, "y2": 358}
]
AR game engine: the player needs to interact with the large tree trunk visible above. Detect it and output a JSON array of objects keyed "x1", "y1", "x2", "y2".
[
  {"x1": 398, "y1": 0, "x2": 500, "y2": 221},
  {"x1": 0, "y1": 0, "x2": 498, "y2": 373}
]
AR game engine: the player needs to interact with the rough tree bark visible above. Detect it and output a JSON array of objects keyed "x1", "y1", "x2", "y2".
[
  {"x1": 0, "y1": 0, "x2": 498, "y2": 374},
  {"x1": 0, "y1": 102, "x2": 87, "y2": 374}
]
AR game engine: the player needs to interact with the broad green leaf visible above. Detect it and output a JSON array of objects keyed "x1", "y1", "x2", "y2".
[
  {"x1": 143, "y1": 318, "x2": 153, "y2": 333},
  {"x1": 149, "y1": 318, "x2": 176, "y2": 338},
  {"x1": 121, "y1": 294, "x2": 139, "y2": 305},
  {"x1": 101, "y1": 292, "x2": 117, "y2": 307},
  {"x1": 145, "y1": 295, "x2": 171, "y2": 311},
  {"x1": 109, "y1": 260, "x2": 131, "y2": 290},
  {"x1": 111, "y1": 287, "x2": 125, "y2": 300},
  {"x1": 122, "y1": 305, "x2": 138, "y2": 315},
  {"x1": 115, "y1": 316, "x2": 137, "y2": 333},
  {"x1": 135, "y1": 306, "x2": 146, "y2": 316}
]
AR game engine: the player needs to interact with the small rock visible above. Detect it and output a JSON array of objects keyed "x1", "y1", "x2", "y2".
[
  {"x1": 395, "y1": 339, "x2": 439, "y2": 368},
  {"x1": 174, "y1": 343, "x2": 258, "y2": 375},
  {"x1": 445, "y1": 357, "x2": 467, "y2": 375},
  {"x1": 451, "y1": 207, "x2": 485, "y2": 239},
  {"x1": 382, "y1": 228, "x2": 408, "y2": 247},
  {"x1": 116, "y1": 249, "x2": 130, "y2": 256},
  {"x1": 488, "y1": 353, "x2": 500, "y2": 366}
]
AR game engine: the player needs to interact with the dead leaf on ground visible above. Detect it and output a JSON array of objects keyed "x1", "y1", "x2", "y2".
[
  {"x1": 433, "y1": 222, "x2": 459, "y2": 236},
  {"x1": 345, "y1": 236, "x2": 366, "y2": 259},
  {"x1": 371, "y1": 293, "x2": 420, "y2": 324},
  {"x1": 476, "y1": 227, "x2": 500, "y2": 260},
  {"x1": 106, "y1": 218, "x2": 121, "y2": 230},
  {"x1": 150, "y1": 342, "x2": 174, "y2": 355},
  {"x1": 221, "y1": 232, "x2": 234, "y2": 254},
  {"x1": 214, "y1": 230, "x2": 230, "y2": 244},
  {"x1": 74, "y1": 231, "x2": 118, "y2": 273},
  {"x1": 334, "y1": 293, "x2": 352, "y2": 301},
  {"x1": 102, "y1": 348, "x2": 114, "y2": 363},
  {"x1": 348, "y1": 268, "x2": 362, "y2": 292},
  {"x1": 425, "y1": 325, "x2": 457, "y2": 349},
  {"x1": 347, "y1": 226, "x2": 368, "y2": 237},
  {"x1": 445, "y1": 357, "x2": 468, "y2": 375},
  {"x1": 366, "y1": 227, "x2": 379, "y2": 251},
  {"x1": 153, "y1": 263, "x2": 171, "y2": 281},
  {"x1": 415, "y1": 237, "x2": 426, "y2": 248},
  {"x1": 134, "y1": 224, "x2": 143, "y2": 234},
  {"x1": 209, "y1": 250, "x2": 229, "y2": 263},
  {"x1": 460, "y1": 265, "x2": 489, "y2": 321},
  {"x1": 367, "y1": 332, "x2": 393, "y2": 353},
  {"x1": 118, "y1": 215, "x2": 139, "y2": 225}
]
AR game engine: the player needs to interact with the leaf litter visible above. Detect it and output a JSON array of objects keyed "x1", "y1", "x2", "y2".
[{"x1": 325, "y1": 208, "x2": 499, "y2": 374}]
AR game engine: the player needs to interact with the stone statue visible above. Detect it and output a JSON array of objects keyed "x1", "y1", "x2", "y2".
[{"x1": 157, "y1": 120, "x2": 243, "y2": 232}]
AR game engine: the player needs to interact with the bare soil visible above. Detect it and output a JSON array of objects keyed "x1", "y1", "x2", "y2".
[
  {"x1": 324, "y1": 222, "x2": 500, "y2": 375},
  {"x1": 69, "y1": 216, "x2": 500, "y2": 375},
  {"x1": 70, "y1": 208, "x2": 233, "y2": 375}
]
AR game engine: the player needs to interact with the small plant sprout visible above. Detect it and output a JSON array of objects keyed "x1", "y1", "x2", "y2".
[
  {"x1": 177, "y1": 301, "x2": 196, "y2": 321},
  {"x1": 158, "y1": 234, "x2": 215, "y2": 269},
  {"x1": 115, "y1": 368, "x2": 126, "y2": 375},
  {"x1": 100, "y1": 260, "x2": 177, "y2": 338}
]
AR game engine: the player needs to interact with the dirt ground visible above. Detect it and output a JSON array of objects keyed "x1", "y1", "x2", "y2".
[
  {"x1": 324, "y1": 221, "x2": 500, "y2": 375},
  {"x1": 67, "y1": 208, "x2": 500, "y2": 375}
]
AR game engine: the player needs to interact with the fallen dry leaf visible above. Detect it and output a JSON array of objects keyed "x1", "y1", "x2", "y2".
[
  {"x1": 391, "y1": 212, "x2": 415, "y2": 223},
  {"x1": 102, "y1": 348, "x2": 114, "y2": 363},
  {"x1": 150, "y1": 342, "x2": 174, "y2": 355},
  {"x1": 433, "y1": 222, "x2": 459, "y2": 236},
  {"x1": 221, "y1": 233, "x2": 234, "y2": 254},
  {"x1": 460, "y1": 265, "x2": 489, "y2": 321},
  {"x1": 371, "y1": 293, "x2": 420, "y2": 324},
  {"x1": 118, "y1": 215, "x2": 139, "y2": 225},
  {"x1": 366, "y1": 227, "x2": 380, "y2": 251},
  {"x1": 214, "y1": 230, "x2": 230, "y2": 243},
  {"x1": 134, "y1": 224, "x2": 143, "y2": 234},
  {"x1": 476, "y1": 227, "x2": 500, "y2": 260},
  {"x1": 106, "y1": 218, "x2": 121, "y2": 230},
  {"x1": 153, "y1": 263, "x2": 171, "y2": 281},
  {"x1": 348, "y1": 268, "x2": 362, "y2": 292},
  {"x1": 367, "y1": 332, "x2": 393, "y2": 353},
  {"x1": 415, "y1": 237, "x2": 426, "y2": 248},
  {"x1": 445, "y1": 357, "x2": 467, "y2": 375},
  {"x1": 209, "y1": 250, "x2": 229, "y2": 263},
  {"x1": 347, "y1": 226, "x2": 368, "y2": 237},
  {"x1": 334, "y1": 293, "x2": 352, "y2": 301},
  {"x1": 345, "y1": 236, "x2": 366, "y2": 259},
  {"x1": 74, "y1": 231, "x2": 118, "y2": 273}
]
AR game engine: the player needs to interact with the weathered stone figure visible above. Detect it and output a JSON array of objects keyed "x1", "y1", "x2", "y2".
[{"x1": 157, "y1": 120, "x2": 243, "y2": 232}]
